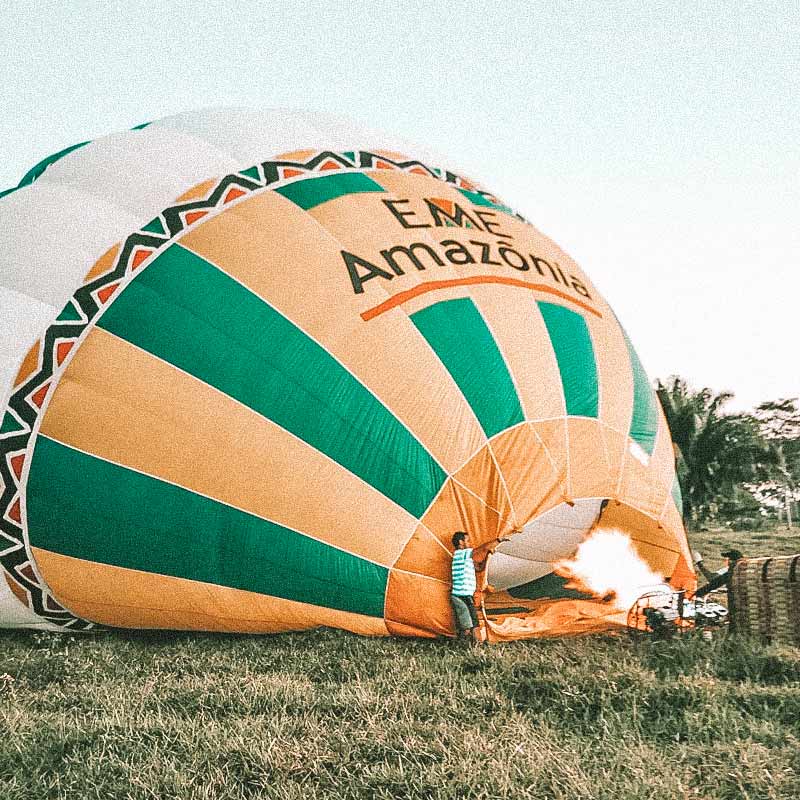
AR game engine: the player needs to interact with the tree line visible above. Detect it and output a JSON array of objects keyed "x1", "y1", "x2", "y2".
[{"x1": 656, "y1": 377, "x2": 799, "y2": 530}]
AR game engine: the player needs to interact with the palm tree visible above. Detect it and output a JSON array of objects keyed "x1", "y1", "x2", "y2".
[
  {"x1": 754, "y1": 399, "x2": 800, "y2": 528},
  {"x1": 655, "y1": 377, "x2": 771, "y2": 527}
]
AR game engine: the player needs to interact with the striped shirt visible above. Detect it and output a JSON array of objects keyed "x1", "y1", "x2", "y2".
[{"x1": 451, "y1": 548, "x2": 476, "y2": 596}]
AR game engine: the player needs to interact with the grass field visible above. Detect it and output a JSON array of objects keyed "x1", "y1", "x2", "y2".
[
  {"x1": 689, "y1": 525, "x2": 800, "y2": 570},
  {"x1": 1, "y1": 528, "x2": 799, "y2": 800}
]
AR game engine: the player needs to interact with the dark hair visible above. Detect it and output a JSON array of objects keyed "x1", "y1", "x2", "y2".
[{"x1": 452, "y1": 531, "x2": 468, "y2": 548}]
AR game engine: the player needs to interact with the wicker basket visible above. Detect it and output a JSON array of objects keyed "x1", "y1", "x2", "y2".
[{"x1": 729, "y1": 555, "x2": 800, "y2": 645}]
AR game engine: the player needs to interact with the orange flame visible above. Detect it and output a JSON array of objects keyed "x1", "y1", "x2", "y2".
[{"x1": 554, "y1": 528, "x2": 666, "y2": 612}]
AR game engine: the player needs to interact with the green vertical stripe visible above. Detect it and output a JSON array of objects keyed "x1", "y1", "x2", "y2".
[
  {"x1": 2, "y1": 125, "x2": 150, "y2": 200},
  {"x1": 538, "y1": 302, "x2": 598, "y2": 418},
  {"x1": 2, "y1": 140, "x2": 92, "y2": 200},
  {"x1": 411, "y1": 298, "x2": 524, "y2": 438},
  {"x1": 17, "y1": 141, "x2": 92, "y2": 188},
  {"x1": 97, "y1": 244, "x2": 445, "y2": 518},
  {"x1": 27, "y1": 437, "x2": 388, "y2": 617},
  {"x1": 457, "y1": 188, "x2": 497, "y2": 208},
  {"x1": 671, "y1": 476, "x2": 683, "y2": 515},
  {"x1": 457, "y1": 188, "x2": 515, "y2": 215},
  {"x1": 623, "y1": 332, "x2": 659, "y2": 455},
  {"x1": 275, "y1": 173, "x2": 384, "y2": 210}
]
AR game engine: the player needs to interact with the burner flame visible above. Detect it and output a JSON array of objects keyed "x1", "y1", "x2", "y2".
[{"x1": 554, "y1": 528, "x2": 666, "y2": 611}]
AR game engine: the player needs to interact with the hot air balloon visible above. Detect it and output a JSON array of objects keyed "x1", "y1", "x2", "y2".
[{"x1": 0, "y1": 110, "x2": 694, "y2": 639}]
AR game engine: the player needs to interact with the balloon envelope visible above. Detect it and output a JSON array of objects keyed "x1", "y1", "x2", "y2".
[{"x1": 0, "y1": 110, "x2": 694, "y2": 637}]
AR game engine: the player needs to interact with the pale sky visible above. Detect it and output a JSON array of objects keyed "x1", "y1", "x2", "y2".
[{"x1": 2, "y1": 1, "x2": 798, "y2": 410}]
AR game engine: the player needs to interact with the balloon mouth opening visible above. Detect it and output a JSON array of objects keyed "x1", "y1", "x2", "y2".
[
  {"x1": 485, "y1": 498, "x2": 605, "y2": 597},
  {"x1": 481, "y1": 500, "x2": 694, "y2": 640}
]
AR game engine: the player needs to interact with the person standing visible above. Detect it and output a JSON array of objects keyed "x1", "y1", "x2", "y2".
[{"x1": 450, "y1": 531, "x2": 509, "y2": 643}]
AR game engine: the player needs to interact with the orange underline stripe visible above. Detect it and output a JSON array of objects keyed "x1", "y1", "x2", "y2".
[{"x1": 360, "y1": 276, "x2": 602, "y2": 321}]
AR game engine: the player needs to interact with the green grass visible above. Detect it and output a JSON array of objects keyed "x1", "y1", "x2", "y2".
[
  {"x1": 2, "y1": 528, "x2": 799, "y2": 800},
  {"x1": 688, "y1": 526, "x2": 800, "y2": 574}
]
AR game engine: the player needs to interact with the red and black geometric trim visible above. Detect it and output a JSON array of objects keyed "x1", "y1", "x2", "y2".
[{"x1": 0, "y1": 149, "x2": 522, "y2": 628}]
